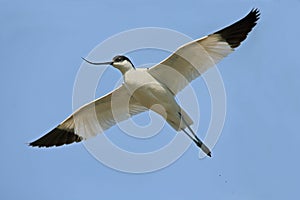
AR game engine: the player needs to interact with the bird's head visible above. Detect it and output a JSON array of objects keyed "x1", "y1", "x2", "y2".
[{"x1": 82, "y1": 55, "x2": 135, "y2": 74}]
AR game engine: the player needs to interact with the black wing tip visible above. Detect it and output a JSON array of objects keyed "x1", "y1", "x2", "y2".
[
  {"x1": 251, "y1": 8, "x2": 260, "y2": 17},
  {"x1": 215, "y1": 8, "x2": 260, "y2": 48},
  {"x1": 245, "y1": 8, "x2": 260, "y2": 29},
  {"x1": 29, "y1": 127, "x2": 82, "y2": 148},
  {"x1": 249, "y1": 8, "x2": 261, "y2": 23}
]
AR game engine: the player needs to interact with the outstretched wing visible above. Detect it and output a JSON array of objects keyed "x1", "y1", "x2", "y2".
[
  {"x1": 149, "y1": 9, "x2": 260, "y2": 95},
  {"x1": 29, "y1": 85, "x2": 147, "y2": 147}
]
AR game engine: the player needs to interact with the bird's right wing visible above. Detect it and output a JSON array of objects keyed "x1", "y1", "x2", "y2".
[
  {"x1": 149, "y1": 9, "x2": 259, "y2": 95},
  {"x1": 29, "y1": 85, "x2": 147, "y2": 147}
]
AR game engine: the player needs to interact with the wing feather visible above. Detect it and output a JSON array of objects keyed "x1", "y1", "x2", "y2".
[
  {"x1": 149, "y1": 9, "x2": 259, "y2": 95},
  {"x1": 29, "y1": 85, "x2": 147, "y2": 147}
]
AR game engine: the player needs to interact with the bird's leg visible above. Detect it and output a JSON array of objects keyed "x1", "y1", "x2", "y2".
[
  {"x1": 181, "y1": 128, "x2": 212, "y2": 157},
  {"x1": 179, "y1": 112, "x2": 212, "y2": 157},
  {"x1": 181, "y1": 128, "x2": 199, "y2": 144}
]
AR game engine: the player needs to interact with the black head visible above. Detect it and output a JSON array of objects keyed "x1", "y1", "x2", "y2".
[{"x1": 112, "y1": 55, "x2": 135, "y2": 69}]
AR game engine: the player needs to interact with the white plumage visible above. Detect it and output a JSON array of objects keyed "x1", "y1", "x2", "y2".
[{"x1": 29, "y1": 9, "x2": 260, "y2": 157}]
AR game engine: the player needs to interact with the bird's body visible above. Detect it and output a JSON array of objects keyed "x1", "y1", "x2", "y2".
[
  {"x1": 29, "y1": 9, "x2": 260, "y2": 157},
  {"x1": 124, "y1": 68, "x2": 193, "y2": 130},
  {"x1": 125, "y1": 68, "x2": 173, "y2": 112}
]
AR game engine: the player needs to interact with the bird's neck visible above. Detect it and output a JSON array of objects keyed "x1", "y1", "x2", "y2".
[
  {"x1": 115, "y1": 62, "x2": 135, "y2": 75},
  {"x1": 117, "y1": 67, "x2": 134, "y2": 75}
]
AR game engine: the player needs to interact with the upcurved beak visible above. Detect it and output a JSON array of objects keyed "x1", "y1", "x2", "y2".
[{"x1": 81, "y1": 57, "x2": 113, "y2": 65}]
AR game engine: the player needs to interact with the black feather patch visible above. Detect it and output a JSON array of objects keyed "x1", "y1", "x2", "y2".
[
  {"x1": 214, "y1": 9, "x2": 260, "y2": 48},
  {"x1": 29, "y1": 127, "x2": 82, "y2": 148}
]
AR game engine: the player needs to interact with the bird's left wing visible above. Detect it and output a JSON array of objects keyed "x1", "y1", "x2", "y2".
[
  {"x1": 29, "y1": 85, "x2": 147, "y2": 147},
  {"x1": 149, "y1": 9, "x2": 260, "y2": 95}
]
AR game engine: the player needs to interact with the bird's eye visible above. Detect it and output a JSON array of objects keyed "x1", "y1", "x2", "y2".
[{"x1": 113, "y1": 56, "x2": 125, "y2": 62}]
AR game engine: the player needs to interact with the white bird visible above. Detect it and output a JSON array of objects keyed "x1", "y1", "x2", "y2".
[{"x1": 29, "y1": 9, "x2": 260, "y2": 157}]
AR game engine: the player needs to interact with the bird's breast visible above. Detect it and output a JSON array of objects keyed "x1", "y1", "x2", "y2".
[
  {"x1": 124, "y1": 69, "x2": 174, "y2": 109},
  {"x1": 124, "y1": 69, "x2": 158, "y2": 89}
]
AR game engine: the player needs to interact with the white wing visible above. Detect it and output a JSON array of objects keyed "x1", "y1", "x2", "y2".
[
  {"x1": 29, "y1": 85, "x2": 147, "y2": 147},
  {"x1": 149, "y1": 9, "x2": 259, "y2": 95}
]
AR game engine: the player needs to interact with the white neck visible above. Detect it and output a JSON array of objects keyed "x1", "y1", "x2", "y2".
[{"x1": 113, "y1": 60, "x2": 135, "y2": 75}]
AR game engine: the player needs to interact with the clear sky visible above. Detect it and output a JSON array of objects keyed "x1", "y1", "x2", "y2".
[{"x1": 1, "y1": 0, "x2": 300, "y2": 199}]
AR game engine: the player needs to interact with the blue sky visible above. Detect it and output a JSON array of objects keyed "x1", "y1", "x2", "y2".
[{"x1": 1, "y1": 0, "x2": 300, "y2": 199}]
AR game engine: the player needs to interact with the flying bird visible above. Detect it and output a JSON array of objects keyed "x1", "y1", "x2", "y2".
[{"x1": 29, "y1": 9, "x2": 260, "y2": 157}]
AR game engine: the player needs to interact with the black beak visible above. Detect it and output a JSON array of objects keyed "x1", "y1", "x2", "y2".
[{"x1": 81, "y1": 57, "x2": 113, "y2": 65}]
